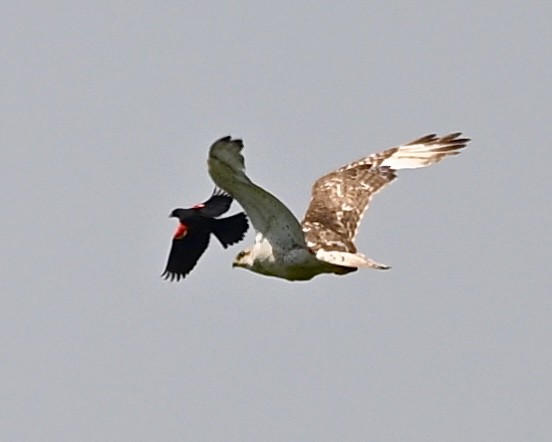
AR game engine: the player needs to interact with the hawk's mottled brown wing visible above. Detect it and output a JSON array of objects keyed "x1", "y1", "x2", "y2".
[{"x1": 302, "y1": 133, "x2": 469, "y2": 253}]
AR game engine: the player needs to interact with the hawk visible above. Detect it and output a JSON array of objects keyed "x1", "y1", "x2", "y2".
[
  {"x1": 208, "y1": 133, "x2": 469, "y2": 281},
  {"x1": 162, "y1": 189, "x2": 249, "y2": 281}
]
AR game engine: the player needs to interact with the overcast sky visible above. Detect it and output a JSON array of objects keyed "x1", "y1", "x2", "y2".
[{"x1": 2, "y1": 1, "x2": 551, "y2": 441}]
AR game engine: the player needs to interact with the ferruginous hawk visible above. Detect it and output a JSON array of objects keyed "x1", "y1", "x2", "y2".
[{"x1": 208, "y1": 133, "x2": 469, "y2": 281}]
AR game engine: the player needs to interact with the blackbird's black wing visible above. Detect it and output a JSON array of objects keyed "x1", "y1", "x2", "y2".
[
  {"x1": 162, "y1": 227, "x2": 211, "y2": 281},
  {"x1": 197, "y1": 188, "x2": 233, "y2": 218}
]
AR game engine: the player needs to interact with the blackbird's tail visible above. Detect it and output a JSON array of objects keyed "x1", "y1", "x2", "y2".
[{"x1": 212, "y1": 213, "x2": 249, "y2": 248}]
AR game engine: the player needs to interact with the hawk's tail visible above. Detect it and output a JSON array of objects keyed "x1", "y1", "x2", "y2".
[
  {"x1": 212, "y1": 213, "x2": 249, "y2": 248},
  {"x1": 316, "y1": 249, "x2": 391, "y2": 271}
]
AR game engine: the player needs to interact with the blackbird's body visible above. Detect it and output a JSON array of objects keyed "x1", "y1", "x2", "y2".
[{"x1": 162, "y1": 189, "x2": 248, "y2": 281}]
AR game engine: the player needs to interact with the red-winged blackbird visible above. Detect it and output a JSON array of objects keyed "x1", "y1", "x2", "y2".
[{"x1": 162, "y1": 189, "x2": 249, "y2": 281}]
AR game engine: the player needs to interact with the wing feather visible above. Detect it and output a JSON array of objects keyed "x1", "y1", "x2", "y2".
[
  {"x1": 302, "y1": 133, "x2": 469, "y2": 253},
  {"x1": 208, "y1": 136, "x2": 306, "y2": 250},
  {"x1": 162, "y1": 228, "x2": 210, "y2": 281},
  {"x1": 198, "y1": 188, "x2": 233, "y2": 217}
]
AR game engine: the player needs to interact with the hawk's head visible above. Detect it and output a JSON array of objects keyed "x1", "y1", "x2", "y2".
[{"x1": 232, "y1": 247, "x2": 254, "y2": 270}]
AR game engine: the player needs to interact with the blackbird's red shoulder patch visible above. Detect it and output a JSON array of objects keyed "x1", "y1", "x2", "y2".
[{"x1": 173, "y1": 223, "x2": 187, "y2": 239}]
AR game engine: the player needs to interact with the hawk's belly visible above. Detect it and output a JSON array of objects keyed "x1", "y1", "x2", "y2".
[{"x1": 252, "y1": 247, "x2": 346, "y2": 281}]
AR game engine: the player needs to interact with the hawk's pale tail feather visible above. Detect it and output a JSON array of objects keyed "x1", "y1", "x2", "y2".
[
  {"x1": 315, "y1": 249, "x2": 391, "y2": 270},
  {"x1": 380, "y1": 133, "x2": 468, "y2": 170}
]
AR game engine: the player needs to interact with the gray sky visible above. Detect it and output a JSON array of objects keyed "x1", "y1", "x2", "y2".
[{"x1": 2, "y1": 1, "x2": 551, "y2": 441}]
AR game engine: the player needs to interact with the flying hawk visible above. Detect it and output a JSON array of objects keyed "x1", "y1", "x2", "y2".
[
  {"x1": 208, "y1": 133, "x2": 469, "y2": 281},
  {"x1": 162, "y1": 189, "x2": 249, "y2": 281}
]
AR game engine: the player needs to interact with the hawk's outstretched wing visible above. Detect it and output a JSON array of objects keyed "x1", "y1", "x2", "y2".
[
  {"x1": 208, "y1": 136, "x2": 307, "y2": 250},
  {"x1": 302, "y1": 133, "x2": 469, "y2": 254}
]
